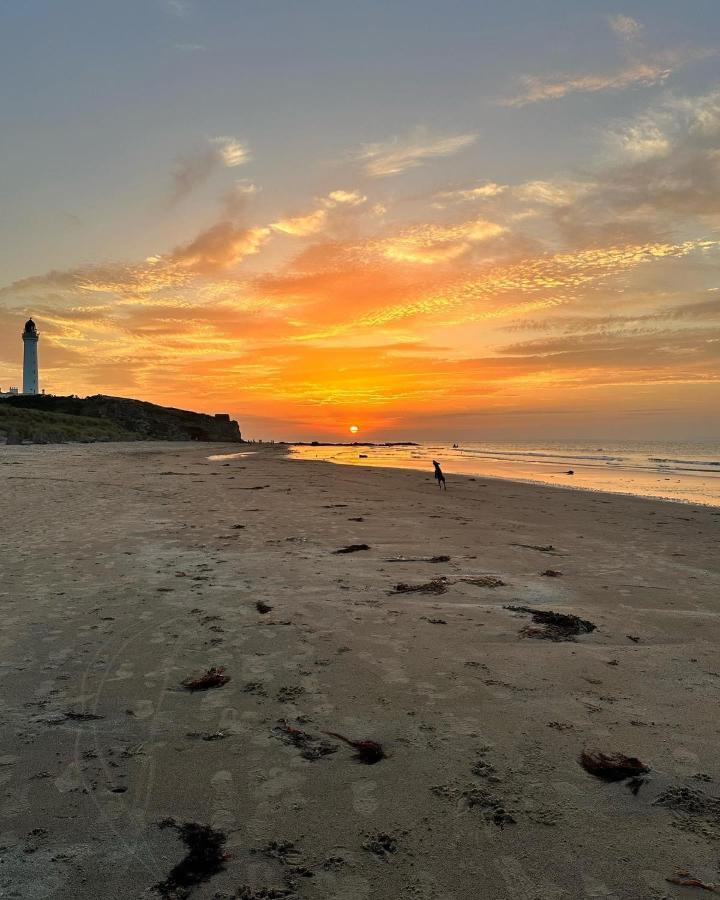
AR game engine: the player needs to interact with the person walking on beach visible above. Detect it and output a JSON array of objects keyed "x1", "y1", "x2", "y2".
[{"x1": 432, "y1": 460, "x2": 446, "y2": 490}]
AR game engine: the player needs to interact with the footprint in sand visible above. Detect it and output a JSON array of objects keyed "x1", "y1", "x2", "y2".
[
  {"x1": 351, "y1": 780, "x2": 378, "y2": 815},
  {"x1": 133, "y1": 699, "x2": 155, "y2": 719},
  {"x1": 210, "y1": 770, "x2": 235, "y2": 832}
]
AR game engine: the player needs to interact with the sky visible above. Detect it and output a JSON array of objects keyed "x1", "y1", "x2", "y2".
[{"x1": 1, "y1": 0, "x2": 719, "y2": 441}]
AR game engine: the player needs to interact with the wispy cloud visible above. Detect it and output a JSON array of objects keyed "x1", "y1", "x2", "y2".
[
  {"x1": 356, "y1": 130, "x2": 477, "y2": 177},
  {"x1": 379, "y1": 218, "x2": 507, "y2": 265},
  {"x1": 167, "y1": 136, "x2": 251, "y2": 206},
  {"x1": 503, "y1": 13, "x2": 712, "y2": 108},
  {"x1": 514, "y1": 179, "x2": 591, "y2": 206},
  {"x1": 608, "y1": 14, "x2": 642, "y2": 41},
  {"x1": 167, "y1": 222, "x2": 270, "y2": 274},
  {"x1": 270, "y1": 189, "x2": 367, "y2": 237},
  {"x1": 503, "y1": 61, "x2": 674, "y2": 108},
  {"x1": 433, "y1": 182, "x2": 508, "y2": 207},
  {"x1": 271, "y1": 209, "x2": 328, "y2": 237},
  {"x1": 324, "y1": 189, "x2": 367, "y2": 207},
  {"x1": 211, "y1": 136, "x2": 249, "y2": 168}
]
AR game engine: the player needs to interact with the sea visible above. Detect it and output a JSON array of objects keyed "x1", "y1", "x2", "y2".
[{"x1": 290, "y1": 439, "x2": 720, "y2": 507}]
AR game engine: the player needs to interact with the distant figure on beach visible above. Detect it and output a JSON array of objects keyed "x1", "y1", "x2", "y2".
[{"x1": 432, "y1": 460, "x2": 446, "y2": 490}]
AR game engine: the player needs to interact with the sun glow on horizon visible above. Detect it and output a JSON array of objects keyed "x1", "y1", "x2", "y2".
[{"x1": 349, "y1": 425, "x2": 359, "y2": 434}]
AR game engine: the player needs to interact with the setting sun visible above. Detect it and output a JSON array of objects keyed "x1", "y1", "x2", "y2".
[{"x1": 349, "y1": 425, "x2": 359, "y2": 434}]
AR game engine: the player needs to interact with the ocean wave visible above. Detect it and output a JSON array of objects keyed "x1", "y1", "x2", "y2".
[
  {"x1": 456, "y1": 448, "x2": 626, "y2": 463},
  {"x1": 650, "y1": 457, "x2": 720, "y2": 467}
]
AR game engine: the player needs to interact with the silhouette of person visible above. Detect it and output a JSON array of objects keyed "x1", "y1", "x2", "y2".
[{"x1": 432, "y1": 460, "x2": 446, "y2": 490}]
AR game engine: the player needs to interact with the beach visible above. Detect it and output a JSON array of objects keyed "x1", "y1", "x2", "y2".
[{"x1": 1, "y1": 441, "x2": 720, "y2": 900}]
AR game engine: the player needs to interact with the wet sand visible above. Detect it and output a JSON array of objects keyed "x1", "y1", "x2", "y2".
[{"x1": 1, "y1": 442, "x2": 720, "y2": 900}]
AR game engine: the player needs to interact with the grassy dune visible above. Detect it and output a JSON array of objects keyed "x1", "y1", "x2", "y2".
[{"x1": 0, "y1": 403, "x2": 137, "y2": 443}]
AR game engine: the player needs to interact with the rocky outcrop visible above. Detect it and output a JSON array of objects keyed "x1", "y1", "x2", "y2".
[{"x1": 0, "y1": 394, "x2": 242, "y2": 443}]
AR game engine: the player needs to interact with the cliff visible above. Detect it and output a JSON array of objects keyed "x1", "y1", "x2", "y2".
[{"x1": 0, "y1": 394, "x2": 242, "y2": 443}]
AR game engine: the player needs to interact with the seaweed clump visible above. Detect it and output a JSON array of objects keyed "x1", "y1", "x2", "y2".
[
  {"x1": 154, "y1": 819, "x2": 227, "y2": 898},
  {"x1": 505, "y1": 605, "x2": 596, "y2": 641}
]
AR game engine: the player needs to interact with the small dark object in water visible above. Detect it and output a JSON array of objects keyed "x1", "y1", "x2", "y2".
[
  {"x1": 323, "y1": 731, "x2": 386, "y2": 764},
  {"x1": 155, "y1": 819, "x2": 228, "y2": 897},
  {"x1": 392, "y1": 578, "x2": 447, "y2": 595},
  {"x1": 182, "y1": 666, "x2": 230, "y2": 691},
  {"x1": 359, "y1": 454, "x2": 368, "y2": 458},
  {"x1": 505, "y1": 605, "x2": 596, "y2": 640},
  {"x1": 333, "y1": 544, "x2": 370, "y2": 554},
  {"x1": 256, "y1": 600, "x2": 273, "y2": 614},
  {"x1": 627, "y1": 633, "x2": 640, "y2": 643},
  {"x1": 541, "y1": 569, "x2": 563, "y2": 577},
  {"x1": 566, "y1": 470, "x2": 574, "y2": 475},
  {"x1": 580, "y1": 750, "x2": 649, "y2": 781},
  {"x1": 231, "y1": 524, "x2": 245, "y2": 529},
  {"x1": 348, "y1": 516, "x2": 364, "y2": 521},
  {"x1": 65, "y1": 710, "x2": 104, "y2": 721}
]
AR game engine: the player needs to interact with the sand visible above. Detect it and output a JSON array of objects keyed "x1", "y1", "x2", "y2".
[{"x1": 1, "y1": 442, "x2": 719, "y2": 900}]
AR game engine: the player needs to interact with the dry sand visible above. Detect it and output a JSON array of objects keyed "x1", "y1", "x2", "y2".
[{"x1": 1, "y1": 442, "x2": 719, "y2": 900}]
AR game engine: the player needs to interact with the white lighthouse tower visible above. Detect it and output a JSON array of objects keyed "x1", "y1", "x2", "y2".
[{"x1": 22, "y1": 318, "x2": 39, "y2": 395}]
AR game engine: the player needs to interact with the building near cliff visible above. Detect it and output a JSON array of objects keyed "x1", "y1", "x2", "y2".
[{"x1": 1, "y1": 318, "x2": 40, "y2": 397}]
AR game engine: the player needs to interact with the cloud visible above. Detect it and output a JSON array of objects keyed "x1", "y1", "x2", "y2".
[
  {"x1": 514, "y1": 180, "x2": 591, "y2": 206},
  {"x1": 609, "y1": 15, "x2": 642, "y2": 40},
  {"x1": 379, "y1": 218, "x2": 507, "y2": 265},
  {"x1": 210, "y1": 136, "x2": 249, "y2": 168},
  {"x1": 271, "y1": 209, "x2": 328, "y2": 237},
  {"x1": 503, "y1": 62, "x2": 674, "y2": 108},
  {"x1": 554, "y1": 89, "x2": 720, "y2": 238},
  {"x1": 503, "y1": 43, "x2": 714, "y2": 108},
  {"x1": 348, "y1": 240, "x2": 708, "y2": 331},
  {"x1": 606, "y1": 89, "x2": 720, "y2": 162},
  {"x1": 167, "y1": 222, "x2": 271, "y2": 274},
  {"x1": 167, "y1": 137, "x2": 251, "y2": 206},
  {"x1": 270, "y1": 189, "x2": 367, "y2": 237},
  {"x1": 356, "y1": 130, "x2": 477, "y2": 177},
  {"x1": 324, "y1": 189, "x2": 367, "y2": 207},
  {"x1": 608, "y1": 121, "x2": 671, "y2": 160},
  {"x1": 434, "y1": 183, "x2": 508, "y2": 206}
]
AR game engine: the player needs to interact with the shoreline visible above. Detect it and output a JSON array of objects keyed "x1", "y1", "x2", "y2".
[
  {"x1": 285, "y1": 448, "x2": 720, "y2": 510},
  {"x1": 2, "y1": 442, "x2": 719, "y2": 899},
  {"x1": 288, "y1": 443, "x2": 720, "y2": 509}
]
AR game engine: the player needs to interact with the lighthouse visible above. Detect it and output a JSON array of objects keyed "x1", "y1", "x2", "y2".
[{"x1": 22, "y1": 318, "x2": 39, "y2": 395}]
